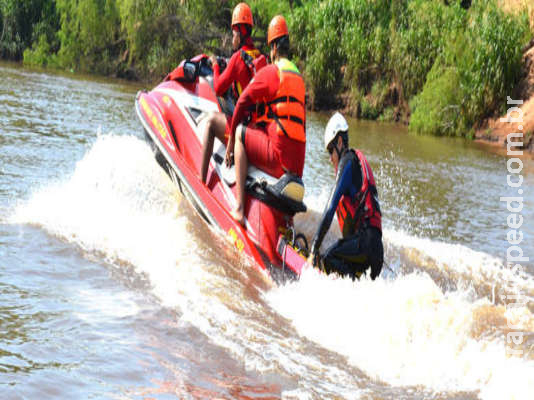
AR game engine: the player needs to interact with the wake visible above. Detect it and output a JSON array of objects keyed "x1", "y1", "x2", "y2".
[{"x1": 10, "y1": 133, "x2": 534, "y2": 399}]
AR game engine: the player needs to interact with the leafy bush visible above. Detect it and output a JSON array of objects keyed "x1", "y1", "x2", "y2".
[
  {"x1": 0, "y1": 0, "x2": 57, "y2": 60},
  {"x1": 24, "y1": 33, "x2": 53, "y2": 66},
  {"x1": 290, "y1": 0, "x2": 530, "y2": 136},
  {"x1": 53, "y1": 0, "x2": 121, "y2": 73},
  {"x1": 341, "y1": 0, "x2": 391, "y2": 90},
  {"x1": 289, "y1": 0, "x2": 392, "y2": 105},
  {"x1": 410, "y1": 1, "x2": 530, "y2": 136},
  {"x1": 246, "y1": 0, "x2": 294, "y2": 39},
  {"x1": 410, "y1": 67, "x2": 463, "y2": 136},
  {"x1": 459, "y1": 1, "x2": 529, "y2": 123},
  {"x1": 118, "y1": 0, "x2": 188, "y2": 77},
  {"x1": 291, "y1": 0, "x2": 349, "y2": 104}
]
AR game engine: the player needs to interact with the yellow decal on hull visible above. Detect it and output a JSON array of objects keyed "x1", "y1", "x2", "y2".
[
  {"x1": 228, "y1": 228, "x2": 244, "y2": 253},
  {"x1": 140, "y1": 96, "x2": 167, "y2": 140}
]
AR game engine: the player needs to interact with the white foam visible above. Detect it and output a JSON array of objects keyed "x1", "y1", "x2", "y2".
[
  {"x1": 293, "y1": 188, "x2": 341, "y2": 252},
  {"x1": 10, "y1": 134, "x2": 209, "y2": 307},
  {"x1": 385, "y1": 228, "x2": 534, "y2": 298},
  {"x1": 74, "y1": 289, "x2": 140, "y2": 322},
  {"x1": 266, "y1": 267, "x2": 534, "y2": 398},
  {"x1": 10, "y1": 133, "x2": 534, "y2": 398},
  {"x1": 7, "y1": 134, "x2": 339, "y2": 387}
]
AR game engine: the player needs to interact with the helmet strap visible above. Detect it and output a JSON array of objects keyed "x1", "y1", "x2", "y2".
[
  {"x1": 335, "y1": 142, "x2": 342, "y2": 160},
  {"x1": 333, "y1": 134, "x2": 345, "y2": 160},
  {"x1": 238, "y1": 24, "x2": 251, "y2": 47}
]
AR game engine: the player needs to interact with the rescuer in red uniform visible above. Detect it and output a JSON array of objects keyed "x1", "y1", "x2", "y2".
[
  {"x1": 308, "y1": 112, "x2": 383, "y2": 280},
  {"x1": 226, "y1": 15, "x2": 306, "y2": 225},
  {"x1": 200, "y1": 2, "x2": 266, "y2": 183}
]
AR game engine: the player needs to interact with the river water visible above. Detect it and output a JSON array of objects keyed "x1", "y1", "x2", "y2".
[{"x1": 1, "y1": 61, "x2": 533, "y2": 399}]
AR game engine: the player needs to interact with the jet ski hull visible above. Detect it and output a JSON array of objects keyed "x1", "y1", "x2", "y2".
[{"x1": 135, "y1": 59, "x2": 307, "y2": 281}]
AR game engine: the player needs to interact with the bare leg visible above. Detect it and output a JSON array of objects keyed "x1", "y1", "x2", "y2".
[
  {"x1": 230, "y1": 129, "x2": 247, "y2": 226},
  {"x1": 200, "y1": 112, "x2": 228, "y2": 183}
]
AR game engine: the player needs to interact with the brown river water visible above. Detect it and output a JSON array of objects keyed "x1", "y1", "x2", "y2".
[{"x1": 1, "y1": 61, "x2": 533, "y2": 399}]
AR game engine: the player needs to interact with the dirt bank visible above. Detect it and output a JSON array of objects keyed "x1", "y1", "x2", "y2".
[
  {"x1": 475, "y1": 40, "x2": 534, "y2": 156},
  {"x1": 475, "y1": 1, "x2": 534, "y2": 156}
]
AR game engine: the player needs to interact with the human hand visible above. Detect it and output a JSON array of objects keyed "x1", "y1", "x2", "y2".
[
  {"x1": 306, "y1": 254, "x2": 315, "y2": 268},
  {"x1": 307, "y1": 247, "x2": 320, "y2": 266},
  {"x1": 209, "y1": 55, "x2": 217, "y2": 68},
  {"x1": 225, "y1": 137, "x2": 235, "y2": 167}
]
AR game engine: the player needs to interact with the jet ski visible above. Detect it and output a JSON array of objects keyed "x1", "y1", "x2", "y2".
[{"x1": 135, "y1": 54, "x2": 309, "y2": 282}]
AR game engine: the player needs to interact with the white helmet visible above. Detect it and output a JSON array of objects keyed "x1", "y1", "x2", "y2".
[{"x1": 324, "y1": 112, "x2": 348, "y2": 151}]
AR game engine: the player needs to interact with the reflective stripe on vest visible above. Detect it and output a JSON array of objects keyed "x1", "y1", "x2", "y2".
[
  {"x1": 256, "y1": 58, "x2": 306, "y2": 142},
  {"x1": 335, "y1": 149, "x2": 382, "y2": 237}
]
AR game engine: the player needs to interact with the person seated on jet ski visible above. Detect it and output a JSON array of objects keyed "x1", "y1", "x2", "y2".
[
  {"x1": 226, "y1": 15, "x2": 306, "y2": 225},
  {"x1": 200, "y1": 2, "x2": 266, "y2": 183},
  {"x1": 307, "y1": 112, "x2": 383, "y2": 280}
]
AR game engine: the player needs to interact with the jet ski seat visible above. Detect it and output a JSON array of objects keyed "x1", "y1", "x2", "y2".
[{"x1": 212, "y1": 148, "x2": 306, "y2": 216}]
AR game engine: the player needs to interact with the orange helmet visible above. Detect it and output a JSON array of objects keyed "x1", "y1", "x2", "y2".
[
  {"x1": 232, "y1": 3, "x2": 253, "y2": 28},
  {"x1": 267, "y1": 15, "x2": 289, "y2": 45}
]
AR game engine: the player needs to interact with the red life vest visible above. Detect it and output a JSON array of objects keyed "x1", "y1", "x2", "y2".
[
  {"x1": 233, "y1": 48, "x2": 267, "y2": 98},
  {"x1": 256, "y1": 58, "x2": 306, "y2": 143},
  {"x1": 335, "y1": 149, "x2": 382, "y2": 237}
]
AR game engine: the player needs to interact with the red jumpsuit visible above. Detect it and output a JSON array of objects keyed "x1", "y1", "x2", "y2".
[
  {"x1": 212, "y1": 39, "x2": 259, "y2": 97},
  {"x1": 229, "y1": 63, "x2": 306, "y2": 178},
  {"x1": 212, "y1": 38, "x2": 263, "y2": 140}
]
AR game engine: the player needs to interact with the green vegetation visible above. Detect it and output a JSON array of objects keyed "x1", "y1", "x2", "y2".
[
  {"x1": 0, "y1": 0, "x2": 59, "y2": 60},
  {"x1": 1, "y1": 0, "x2": 532, "y2": 137},
  {"x1": 290, "y1": 0, "x2": 531, "y2": 136},
  {"x1": 410, "y1": 1, "x2": 530, "y2": 135}
]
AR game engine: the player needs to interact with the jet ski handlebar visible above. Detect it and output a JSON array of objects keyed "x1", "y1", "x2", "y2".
[{"x1": 165, "y1": 54, "x2": 213, "y2": 83}]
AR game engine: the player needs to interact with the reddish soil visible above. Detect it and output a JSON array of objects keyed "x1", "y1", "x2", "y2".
[
  {"x1": 475, "y1": 42, "x2": 534, "y2": 156},
  {"x1": 476, "y1": 2, "x2": 534, "y2": 156}
]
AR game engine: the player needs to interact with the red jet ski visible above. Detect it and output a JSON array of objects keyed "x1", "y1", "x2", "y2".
[{"x1": 135, "y1": 55, "x2": 309, "y2": 282}]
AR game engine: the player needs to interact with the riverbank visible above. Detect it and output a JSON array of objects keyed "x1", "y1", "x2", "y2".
[
  {"x1": 2, "y1": 0, "x2": 533, "y2": 152},
  {"x1": 475, "y1": 39, "x2": 534, "y2": 156},
  {"x1": 473, "y1": 1, "x2": 534, "y2": 156}
]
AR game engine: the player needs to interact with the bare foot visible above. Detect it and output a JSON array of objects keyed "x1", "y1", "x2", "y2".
[{"x1": 230, "y1": 208, "x2": 245, "y2": 226}]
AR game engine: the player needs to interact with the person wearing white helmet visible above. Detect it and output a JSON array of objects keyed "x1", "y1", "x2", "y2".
[{"x1": 308, "y1": 112, "x2": 383, "y2": 280}]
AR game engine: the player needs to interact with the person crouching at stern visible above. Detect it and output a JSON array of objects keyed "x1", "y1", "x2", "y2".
[{"x1": 308, "y1": 112, "x2": 383, "y2": 280}]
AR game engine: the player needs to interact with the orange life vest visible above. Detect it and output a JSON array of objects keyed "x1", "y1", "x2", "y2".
[
  {"x1": 336, "y1": 149, "x2": 382, "y2": 237},
  {"x1": 256, "y1": 58, "x2": 306, "y2": 143}
]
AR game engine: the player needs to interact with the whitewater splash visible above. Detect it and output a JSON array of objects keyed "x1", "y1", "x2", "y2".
[
  {"x1": 10, "y1": 134, "x2": 216, "y2": 305},
  {"x1": 8, "y1": 134, "x2": 357, "y2": 395},
  {"x1": 386, "y1": 229, "x2": 534, "y2": 299},
  {"x1": 266, "y1": 238, "x2": 534, "y2": 400},
  {"x1": 10, "y1": 133, "x2": 534, "y2": 399}
]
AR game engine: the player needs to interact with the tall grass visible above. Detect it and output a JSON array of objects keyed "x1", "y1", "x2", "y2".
[
  {"x1": 5, "y1": 0, "x2": 532, "y2": 137},
  {"x1": 289, "y1": 0, "x2": 531, "y2": 136},
  {"x1": 410, "y1": 1, "x2": 530, "y2": 136}
]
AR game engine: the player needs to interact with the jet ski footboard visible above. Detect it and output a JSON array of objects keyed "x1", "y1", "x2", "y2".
[{"x1": 246, "y1": 173, "x2": 307, "y2": 216}]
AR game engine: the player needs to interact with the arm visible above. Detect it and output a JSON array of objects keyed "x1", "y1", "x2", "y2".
[
  {"x1": 225, "y1": 65, "x2": 279, "y2": 166},
  {"x1": 310, "y1": 160, "x2": 354, "y2": 257},
  {"x1": 213, "y1": 52, "x2": 240, "y2": 96},
  {"x1": 229, "y1": 65, "x2": 279, "y2": 139}
]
